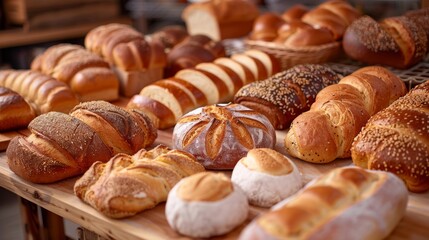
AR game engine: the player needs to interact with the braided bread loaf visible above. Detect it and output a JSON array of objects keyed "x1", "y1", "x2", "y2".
[
  {"x1": 6, "y1": 101, "x2": 157, "y2": 183},
  {"x1": 240, "y1": 167, "x2": 408, "y2": 240},
  {"x1": 234, "y1": 64, "x2": 341, "y2": 130},
  {"x1": 85, "y1": 23, "x2": 167, "y2": 96},
  {"x1": 0, "y1": 87, "x2": 36, "y2": 131},
  {"x1": 352, "y1": 80, "x2": 429, "y2": 193},
  {"x1": 31, "y1": 44, "x2": 119, "y2": 102},
  {"x1": 0, "y1": 70, "x2": 79, "y2": 114},
  {"x1": 128, "y1": 49, "x2": 279, "y2": 129},
  {"x1": 284, "y1": 66, "x2": 407, "y2": 163},
  {"x1": 74, "y1": 145, "x2": 205, "y2": 218}
]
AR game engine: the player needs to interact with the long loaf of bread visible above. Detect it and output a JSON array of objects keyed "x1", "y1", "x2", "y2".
[
  {"x1": 31, "y1": 44, "x2": 119, "y2": 102},
  {"x1": 284, "y1": 66, "x2": 407, "y2": 163},
  {"x1": 0, "y1": 87, "x2": 36, "y2": 131},
  {"x1": 74, "y1": 144, "x2": 205, "y2": 218},
  {"x1": 127, "y1": 49, "x2": 279, "y2": 129},
  {"x1": 6, "y1": 101, "x2": 157, "y2": 183},
  {"x1": 0, "y1": 70, "x2": 79, "y2": 114},
  {"x1": 239, "y1": 167, "x2": 408, "y2": 240},
  {"x1": 352, "y1": 80, "x2": 429, "y2": 193},
  {"x1": 234, "y1": 64, "x2": 341, "y2": 130}
]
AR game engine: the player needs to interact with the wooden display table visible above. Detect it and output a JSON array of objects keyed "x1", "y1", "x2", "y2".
[{"x1": 0, "y1": 129, "x2": 428, "y2": 240}]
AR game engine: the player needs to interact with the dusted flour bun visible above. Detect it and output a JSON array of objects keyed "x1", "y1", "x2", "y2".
[
  {"x1": 172, "y1": 103, "x2": 276, "y2": 169},
  {"x1": 165, "y1": 172, "x2": 249, "y2": 238},
  {"x1": 231, "y1": 148, "x2": 302, "y2": 207}
]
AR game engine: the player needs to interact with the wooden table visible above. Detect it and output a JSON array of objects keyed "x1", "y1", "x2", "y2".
[{"x1": 0, "y1": 130, "x2": 428, "y2": 240}]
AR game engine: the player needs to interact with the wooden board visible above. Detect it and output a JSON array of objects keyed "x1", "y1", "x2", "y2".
[{"x1": 0, "y1": 130, "x2": 428, "y2": 240}]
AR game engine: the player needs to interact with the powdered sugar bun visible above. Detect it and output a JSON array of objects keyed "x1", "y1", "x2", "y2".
[{"x1": 231, "y1": 148, "x2": 302, "y2": 207}]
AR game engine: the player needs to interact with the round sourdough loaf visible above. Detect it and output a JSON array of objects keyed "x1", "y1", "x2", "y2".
[
  {"x1": 172, "y1": 103, "x2": 276, "y2": 170},
  {"x1": 165, "y1": 172, "x2": 249, "y2": 238}
]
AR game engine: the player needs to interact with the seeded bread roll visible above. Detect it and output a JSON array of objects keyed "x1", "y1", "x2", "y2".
[
  {"x1": 0, "y1": 87, "x2": 36, "y2": 131},
  {"x1": 234, "y1": 64, "x2": 341, "y2": 129},
  {"x1": 352, "y1": 80, "x2": 429, "y2": 193},
  {"x1": 239, "y1": 167, "x2": 408, "y2": 240},
  {"x1": 173, "y1": 103, "x2": 276, "y2": 170},
  {"x1": 343, "y1": 15, "x2": 428, "y2": 69},
  {"x1": 166, "y1": 172, "x2": 249, "y2": 238},
  {"x1": 231, "y1": 148, "x2": 302, "y2": 207}
]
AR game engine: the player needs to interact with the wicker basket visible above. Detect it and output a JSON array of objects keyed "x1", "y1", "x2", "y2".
[{"x1": 245, "y1": 40, "x2": 342, "y2": 71}]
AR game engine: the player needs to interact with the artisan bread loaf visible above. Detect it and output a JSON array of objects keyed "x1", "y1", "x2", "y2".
[
  {"x1": 352, "y1": 80, "x2": 429, "y2": 193},
  {"x1": 166, "y1": 172, "x2": 248, "y2": 238},
  {"x1": 182, "y1": 0, "x2": 259, "y2": 41},
  {"x1": 343, "y1": 15, "x2": 428, "y2": 69},
  {"x1": 284, "y1": 66, "x2": 407, "y2": 163},
  {"x1": 240, "y1": 167, "x2": 408, "y2": 240},
  {"x1": 74, "y1": 145, "x2": 205, "y2": 218},
  {"x1": 231, "y1": 148, "x2": 302, "y2": 207},
  {"x1": 234, "y1": 64, "x2": 341, "y2": 129},
  {"x1": 6, "y1": 101, "x2": 157, "y2": 183},
  {"x1": 0, "y1": 87, "x2": 36, "y2": 131},
  {"x1": 31, "y1": 44, "x2": 119, "y2": 102},
  {"x1": 0, "y1": 70, "x2": 79, "y2": 114},
  {"x1": 172, "y1": 103, "x2": 276, "y2": 170}
]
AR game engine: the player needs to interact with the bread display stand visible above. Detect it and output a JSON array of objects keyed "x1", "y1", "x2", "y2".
[
  {"x1": 0, "y1": 129, "x2": 428, "y2": 239},
  {"x1": 113, "y1": 67, "x2": 164, "y2": 97}
]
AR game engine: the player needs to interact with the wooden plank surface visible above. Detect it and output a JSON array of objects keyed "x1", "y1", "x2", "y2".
[{"x1": 0, "y1": 129, "x2": 428, "y2": 239}]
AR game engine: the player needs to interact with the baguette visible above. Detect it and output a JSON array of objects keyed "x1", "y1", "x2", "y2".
[
  {"x1": 284, "y1": 66, "x2": 407, "y2": 163},
  {"x1": 6, "y1": 101, "x2": 157, "y2": 183},
  {"x1": 0, "y1": 70, "x2": 79, "y2": 114},
  {"x1": 0, "y1": 87, "x2": 36, "y2": 131},
  {"x1": 352, "y1": 80, "x2": 429, "y2": 193},
  {"x1": 240, "y1": 167, "x2": 408, "y2": 240}
]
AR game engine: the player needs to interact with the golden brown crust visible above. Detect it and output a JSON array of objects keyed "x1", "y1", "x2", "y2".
[
  {"x1": 241, "y1": 148, "x2": 293, "y2": 176},
  {"x1": 151, "y1": 25, "x2": 189, "y2": 50},
  {"x1": 281, "y1": 4, "x2": 309, "y2": 22},
  {"x1": 177, "y1": 172, "x2": 233, "y2": 202},
  {"x1": 0, "y1": 87, "x2": 36, "y2": 131},
  {"x1": 249, "y1": 13, "x2": 286, "y2": 41}
]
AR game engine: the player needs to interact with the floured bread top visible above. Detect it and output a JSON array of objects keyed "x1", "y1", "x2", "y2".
[
  {"x1": 177, "y1": 172, "x2": 233, "y2": 202},
  {"x1": 240, "y1": 148, "x2": 294, "y2": 176}
]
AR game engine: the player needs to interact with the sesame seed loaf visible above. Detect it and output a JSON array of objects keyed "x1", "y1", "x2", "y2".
[
  {"x1": 234, "y1": 64, "x2": 341, "y2": 130},
  {"x1": 284, "y1": 66, "x2": 407, "y2": 164},
  {"x1": 351, "y1": 80, "x2": 429, "y2": 193}
]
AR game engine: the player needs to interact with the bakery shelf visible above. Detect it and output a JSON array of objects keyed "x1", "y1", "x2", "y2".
[{"x1": 0, "y1": 129, "x2": 428, "y2": 239}]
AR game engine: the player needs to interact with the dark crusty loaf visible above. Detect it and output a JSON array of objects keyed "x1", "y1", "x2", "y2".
[
  {"x1": 0, "y1": 87, "x2": 36, "y2": 131},
  {"x1": 31, "y1": 44, "x2": 119, "y2": 102},
  {"x1": 285, "y1": 66, "x2": 407, "y2": 163},
  {"x1": 0, "y1": 70, "x2": 79, "y2": 114},
  {"x1": 234, "y1": 64, "x2": 341, "y2": 129},
  {"x1": 352, "y1": 80, "x2": 429, "y2": 193},
  {"x1": 6, "y1": 101, "x2": 157, "y2": 183}
]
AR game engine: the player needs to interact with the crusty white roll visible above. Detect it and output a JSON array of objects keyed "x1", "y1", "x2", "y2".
[
  {"x1": 231, "y1": 148, "x2": 302, "y2": 207},
  {"x1": 166, "y1": 172, "x2": 249, "y2": 238},
  {"x1": 239, "y1": 167, "x2": 408, "y2": 240}
]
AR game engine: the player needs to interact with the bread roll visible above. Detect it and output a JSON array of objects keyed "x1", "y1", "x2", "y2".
[
  {"x1": 239, "y1": 167, "x2": 408, "y2": 240},
  {"x1": 172, "y1": 103, "x2": 276, "y2": 170},
  {"x1": 281, "y1": 4, "x2": 309, "y2": 22},
  {"x1": 352, "y1": 80, "x2": 429, "y2": 193},
  {"x1": 182, "y1": 0, "x2": 259, "y2": 41},
  {"x1": 0, "y1": 70, "x2": 79, "y2": 114},
  {"x1": 284, "y1": 66, "x2": 407, "y2": 163},
  {"x1": 6, "y1": 101, "x2": 157, "y2": 183},
  {"x1": 75, "y1": 145, "x2": 205, "y2": 218},
  {"x1": 343, "y1": 15, "x2": 428, "y2": 69},
  {"x1": 234, "y1": 64, "x2": 341, "y2": 129},
  {"x1": 31, "y1": 44, "x2": 119, "y2": 102},
  {"x1": 0, "y1": 87, "x2": 36, "y2": 131},
  {"x1": 166, "y1": 172, "x2": 248, "y2": 238},
  {"x1": 248, "y1": 13, "x2": 286, "y2": 41},
  {"x1": 231, "y1": 148, "x2": 302, "y2": 207}
]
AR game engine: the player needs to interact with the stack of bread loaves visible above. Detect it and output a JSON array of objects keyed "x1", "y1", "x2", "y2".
[
  {"x1": 352, "y1": 80, "x2": 429, "y2": 193},
  {"x1": 0, "y1": 70, "x2": 79, "y2": 115},
  {"x1": 127, "y1": 49, "x2": 280, "y2": 129},
  {"x1": 74, "y1": 145, "x2": 205, "y2": 218},
  {"x1": 284, "y1": 66, "x2": 407, "y2": 163},
  {"x1": 85, "y1": 23, "x2": 167, "y2": 97},
  {"x1": 31, "y1": 44, "x2": 119, "y2": 102},
  {"x1": 6, "y1": 101, "x2": 157, "y2": 183}
]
